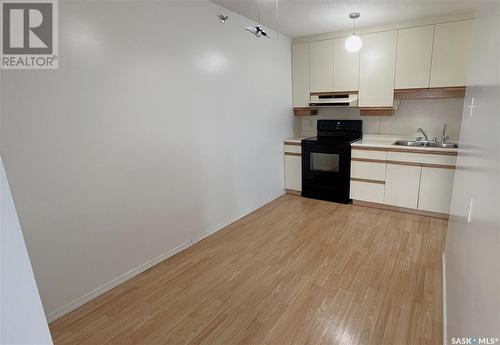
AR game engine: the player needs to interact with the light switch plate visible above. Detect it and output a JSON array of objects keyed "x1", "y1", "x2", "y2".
[
  {"x1": 468, "y1": 97, "x2": 476, "y2": 119},
  {"x1": 467, "y1": 197, "x2": 474, "y2": 223}
]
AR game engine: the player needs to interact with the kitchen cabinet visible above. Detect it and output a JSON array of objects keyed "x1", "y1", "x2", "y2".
[
  {"x1": 309, "y1": 40, "x2": 334, "y2": 92},
  {"x1": 351, "y1": 147, "x2": 457, "y2": 215},
  {"x1": 350, "y1": 180, "x2": 385, "y2": 203},
  {"x1": 395, "y1": 25, "x2": 434, "y2": 89},
  {"x1": 292, "y1": 43, "x2": 310, "y2": 107},
  {"x1": 351, "y1": 161, "x2": 386, "y2": 181},
  {"x1": 284, "y1": 155, "x2": 301, "y2": 191},
  {"x1": 284, "y1": 144, "x2": 302, "y2": 192},
  {"x1": 349, "y1": 149, "x2": 387, "y2": 203},
  {"x1": 418, "y1": 167, "x2": 455, "y2": 213},
  {"x1": 430, "y1": 20, "x2": 474, "y2": 87},
  {"x1": 333, "y1": 37, "x2": 359, "y2": 91},
  {"x1": 384, "y1": 163, "x2": 421, "y2": 209},
  {"x1": 358, "y1": 30, "x2": 398, "y2": 107},
  {"x1": 291, "y1": 19, "x2": 473, "y2": 113}
]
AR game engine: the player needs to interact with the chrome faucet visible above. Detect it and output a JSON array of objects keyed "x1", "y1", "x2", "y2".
[
  {"x1": 416, "y1": 128, "x2": 428, "y2": 141},
  {"x1": 440, "y1": 124, "x2": 450, "y2": 143}
]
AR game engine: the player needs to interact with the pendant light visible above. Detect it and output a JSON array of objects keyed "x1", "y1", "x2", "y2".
[
  {"x1": 345, "y1": 12, "x2": 362, "y2": 53},
  {"x1": 246, "y1": 0, "x2": 270, "y2": 38}
]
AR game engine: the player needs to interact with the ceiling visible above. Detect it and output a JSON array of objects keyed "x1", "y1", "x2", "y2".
[{"x1": 209, "y1": 0, "x2": 478, "y2": 38}]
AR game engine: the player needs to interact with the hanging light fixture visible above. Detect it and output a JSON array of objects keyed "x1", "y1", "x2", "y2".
[
  {"x1": 246, "y1": 0, "x2": 270, "y2": 38},
  {"x1": 345, "y1": 12, "x2": 362, "y2": 53}
]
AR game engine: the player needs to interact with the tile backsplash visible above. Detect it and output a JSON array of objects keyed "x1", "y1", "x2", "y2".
[{"x1": 297, "y1": 98, "x2": 464, "y2": 141}]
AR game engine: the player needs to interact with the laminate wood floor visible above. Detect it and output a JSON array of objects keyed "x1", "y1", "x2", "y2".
[{"x1": 50, "y1": 194, "x2": 447, "y2": 345}]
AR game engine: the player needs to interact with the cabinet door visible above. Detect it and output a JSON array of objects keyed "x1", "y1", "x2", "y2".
[
  {"x1": 333, "y1": 37, "x2": 359, "y2": 91},
  {"x1": 284, "y1": 155, "x2": 302, "y2": 191},
  {"x1": 292, "y1": 43, "x2": 310, "y2": 107},
  {"x1": 395, "y1": 25, "x2": 434, "y2": 89},
  {"x1": 358, "y1": 30, "x2": 397, "y2": 107},
  {"x1": 384, "y1": 163, "x2": 421, "y2": 209},
  {"x1": 430, "y1": 20, "x2": 474, "y2": 87},
  {"x1": 310, "y1": 40, "x2": 334, "y2": 92},
  {"x1": 418, "y1": 167, "x2": 455, "y2": 213}
]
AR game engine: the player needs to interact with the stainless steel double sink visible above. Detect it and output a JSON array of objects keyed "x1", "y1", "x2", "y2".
[{"x1": 393, "y1": 140, "x2": 458, "y2": 149}]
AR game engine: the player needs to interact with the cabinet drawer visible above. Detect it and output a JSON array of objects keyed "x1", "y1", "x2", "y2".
[
  {"x1": 351, "y1": 148, "x2": 387, "y2": 160},
  {"x1": 351, "y1": 161, "x2": 386, "y2": 181},
  {"x1": 350, "y1": 180, "x2": 385, "y2": 203},
  {"x1": 284, "y1": 145, "x2": 301, "y2": 154}
]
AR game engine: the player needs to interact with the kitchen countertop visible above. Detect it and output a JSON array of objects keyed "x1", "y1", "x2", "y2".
[
  {"x1": 284, "y1": 135, "x2": 458, "y2": 153},
  {"x1": 284, "y1": 137, "x2": 309, "y2": 145},
  {"x1": 351, "y1": 135, "x2": 459, "y2": 153}
]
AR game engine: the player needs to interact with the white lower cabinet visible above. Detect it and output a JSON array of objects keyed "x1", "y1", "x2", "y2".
[
  {"x1": 350, "y1": 180, "x2": 385, "y2": 203},
  {"x1": 384, "y1": 163, "x2": 421, "y2": 209},
  {"x1": 418, "y1": 167, "x2": 455, "y2": 213},
  {"x1": 284, "y1": 155, "x2": 301, "y2": 191}
]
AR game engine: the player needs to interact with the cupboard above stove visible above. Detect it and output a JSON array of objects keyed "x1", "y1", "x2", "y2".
[{"x1": 291, "y1": 18, "x2": 473, "y2": 111}]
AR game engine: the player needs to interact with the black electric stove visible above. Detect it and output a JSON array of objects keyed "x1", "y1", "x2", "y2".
[{"x1": 301, "y1": 120, "x2": 362, "y2": 203}]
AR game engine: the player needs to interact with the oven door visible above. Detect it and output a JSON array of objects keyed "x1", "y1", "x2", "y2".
[{"x1": 301, "y1": 142, "x2": 352, "y2": 203}]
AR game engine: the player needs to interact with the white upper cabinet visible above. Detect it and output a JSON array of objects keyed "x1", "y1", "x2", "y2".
[
  {"x1": 395, "y1": 25, "x2": 434, "y2": 89},
  {"x1": 430, "y1": 20, "x2": 474, "y2": 87},
  {"x1": 333, "y1": 37, "x2": 359, "y2": 91},
  {"x1": 292, "y1": 43, "x2": 310, "y2": 107},
  {"x1": 358, "y1": 30, "x2": 398, "y2": 107},
  {"x1": 309, "y1": 40, "x2": 334, "y2": 92},
  {"x1": 291, "y1": 19, "x2": 473, "y2": 108}
]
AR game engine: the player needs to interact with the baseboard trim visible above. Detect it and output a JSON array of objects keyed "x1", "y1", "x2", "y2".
[
  {"x1": 46, "y1": 239, "x2": 193, "y2": 323},
  {"x1": 285, "y1": 189, "x2": 301, "y2": 196},
  {"x1": 46, "y1": 192, "x2": 284, "y2": 323},
  {"x1": 352, "y1": 200, "x2": 449, "y2": 219},
  {"x1": 442, "y1": 252, "x2": 447, "y2": 345}
]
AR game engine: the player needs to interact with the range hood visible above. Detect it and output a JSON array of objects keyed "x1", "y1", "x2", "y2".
[{"x1": 309, "y1": 92, "x2": 358, "y2": 107}]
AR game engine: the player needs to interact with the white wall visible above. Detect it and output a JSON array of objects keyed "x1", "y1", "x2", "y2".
[
  {"x1": 297, "y1": 98, "x2": 464, "y2": 140},
  {"x1": 0, "y1": 0, "x2": 292, "y2": 320},
  {"x1": 1, "y1": 156, "x2": 53, "y2": 344},
  {"x1": 444, "y1": 3, "x2": 500, "y2": 343}
]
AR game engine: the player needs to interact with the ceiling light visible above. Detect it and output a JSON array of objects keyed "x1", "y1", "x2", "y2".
[
  {"x1": 218, "y1": 14, "x2": 228, "y2": 23},
  {"x1": 246, "y1": 0, "x2": 271, "y2": 38},
  {"x1": 345, "y1": 12, "x2": 362, "y2": 53},
  {"x1": 246, "y1": 25, "x2": 270, "y2": 38}
]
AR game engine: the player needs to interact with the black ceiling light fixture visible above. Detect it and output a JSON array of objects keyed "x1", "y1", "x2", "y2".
[
  {"x1": 218, "y1": 14, "x2": 228, "y2": 23},
  {"x1": 245, "y1": 0, "x2": 270, "y2": 38}
]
